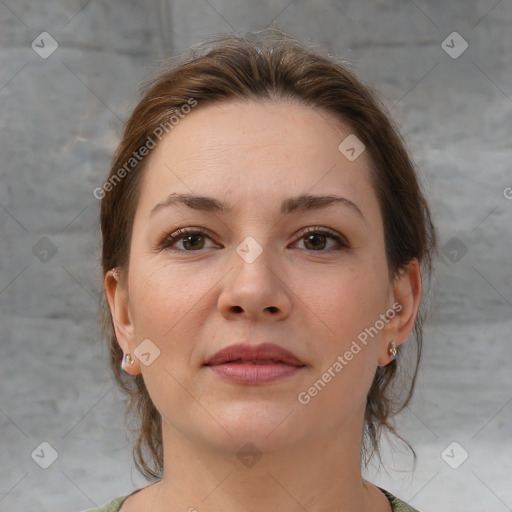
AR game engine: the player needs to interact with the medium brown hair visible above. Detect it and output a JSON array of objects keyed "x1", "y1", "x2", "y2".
[{"x1": 100, "y1": 29, "x2": 437, "y2": 480}]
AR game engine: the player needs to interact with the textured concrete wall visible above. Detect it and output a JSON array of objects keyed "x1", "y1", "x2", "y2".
[{"x1": 0, "y1": 1, "x2": 510, "y2": 511}]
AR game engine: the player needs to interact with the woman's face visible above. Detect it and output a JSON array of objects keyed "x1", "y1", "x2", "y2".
[{"x1": 111, "y1": 99, "x2": 414, "y2": 453}]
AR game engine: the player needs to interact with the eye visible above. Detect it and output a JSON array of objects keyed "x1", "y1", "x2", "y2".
[
  {"x1": 159, "y1": 228, "x2": 218, "y2": 251},
  {"x1": 159, "y1": 226, "x2": 348, "y2": 253},
  {"x1": 292, "y1": 227, "x2": 348, "y2": 252}
]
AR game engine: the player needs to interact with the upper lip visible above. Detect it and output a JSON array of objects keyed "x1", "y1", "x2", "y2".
[{"x1": 204, "y1": 343, "x2": 305, "y2": 367}]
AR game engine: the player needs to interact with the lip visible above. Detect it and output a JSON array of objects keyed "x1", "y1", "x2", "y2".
[{"x1": 204, "y1": 343, "x2": 305, "y2": 385}]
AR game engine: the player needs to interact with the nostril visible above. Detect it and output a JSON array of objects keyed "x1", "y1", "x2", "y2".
[{"x1": 266, "y1": 306, "x2": 278, "y2": 313}]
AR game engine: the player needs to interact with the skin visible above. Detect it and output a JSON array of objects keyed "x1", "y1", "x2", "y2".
[{"x1": 105, "y1": 99, "x2": 422, "y2": 512}]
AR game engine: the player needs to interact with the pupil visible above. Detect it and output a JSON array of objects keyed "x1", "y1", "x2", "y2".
[
  {"x1": 306, "y1": 234, "x2": 325, "y2": 250},
  {"x1": 184, "y1": 235, "x2": 203, "y2": 250}
]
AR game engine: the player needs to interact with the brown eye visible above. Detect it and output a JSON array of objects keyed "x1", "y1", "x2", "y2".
[
  {"x1": 293, "y1": 227, "x2": 348, "y2": 252},
  {"x1": 303, "y1": 233, "x2": 328, "y2": 251},
  {"x1": 160, "y1": 228, "x2": 217, "y2": 251},
  {"x1": 181, "y1": 233, "x2": 205, "y2": 250}
]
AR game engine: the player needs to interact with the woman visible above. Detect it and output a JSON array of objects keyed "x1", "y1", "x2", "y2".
[{"x1": 91, "y1": 30, "x2": 436, "y2": 512}]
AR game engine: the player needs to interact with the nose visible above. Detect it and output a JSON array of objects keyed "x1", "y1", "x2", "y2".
[{"x1": 217, "y1": 243, "x2": 292, "y2": 322}]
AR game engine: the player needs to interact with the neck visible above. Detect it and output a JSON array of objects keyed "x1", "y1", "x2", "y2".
[{"x1": 144, "y1": 413, "x2": 384, "y2": 512}]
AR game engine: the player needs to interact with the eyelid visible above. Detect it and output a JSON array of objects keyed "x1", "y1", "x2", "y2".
[
  {"x1": 158, "y1": 227, "x2": 218, "y2": 251},
  {"x1": 158, "y1": 226, "x2": 349, "y2": 252},
  {"x1": 292, "y1": 226, "x2": 349, "y2": 249}
]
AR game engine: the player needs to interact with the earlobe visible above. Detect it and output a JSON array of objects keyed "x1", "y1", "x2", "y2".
[
  {"x1": 104, "y1": 268, "x2": 141, "y2": 376},
  {"x1": 378, "y1": 259, "x2": 422, "y2": 366}
]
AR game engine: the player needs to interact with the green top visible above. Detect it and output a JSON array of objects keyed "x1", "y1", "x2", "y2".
[{"x1": 85, "y1": 487, "x2": 419, "y2": 511}]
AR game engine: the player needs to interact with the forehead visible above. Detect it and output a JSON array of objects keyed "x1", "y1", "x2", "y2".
[{"x1": 137, "y1": 99, "x2": 376, "y2": 218}]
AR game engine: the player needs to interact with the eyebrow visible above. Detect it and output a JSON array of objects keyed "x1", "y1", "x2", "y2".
[{"x1": 149, "y1": 192, "x2": 365, "y2": 221}]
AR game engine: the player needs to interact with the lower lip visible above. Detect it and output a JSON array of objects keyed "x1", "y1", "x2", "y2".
[{"x1": 206, "y1": 363, "x2": 304, "y2": 384}]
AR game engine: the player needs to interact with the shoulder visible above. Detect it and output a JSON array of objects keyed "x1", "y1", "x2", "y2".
[
  {"x1": 80, "y1": 495, "x2": 128, "y2": 512},
  {"x1": 379, "y1": 488, "x2": 421, "y2": 512}
]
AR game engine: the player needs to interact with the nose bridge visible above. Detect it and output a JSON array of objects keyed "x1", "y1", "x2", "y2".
[
  {"x1": 235, "y1": 234, "x2": 266, "y2": 266},
  {"x1": 231, "y1": 233, "x2": 277, "y2": 291},
  {"x1": 218, "y1": 232, "x2": 291, "y2": 318}
]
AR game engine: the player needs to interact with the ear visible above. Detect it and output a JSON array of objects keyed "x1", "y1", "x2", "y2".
[
  {"x1": 378, "y1": 258, "x2": 422, "y2": 366},
  {"x1": 104, "y1": 269, "x2": 141, "y2": 376}
]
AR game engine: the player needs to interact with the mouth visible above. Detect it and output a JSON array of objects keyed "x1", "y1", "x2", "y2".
[
  {"x1": 204, "y1": 343, "x2": 306, "y2": 385},
  {"x1": 204, "y1": 342, "x2": 305, "y2": 367},
  {"x1": 215, "y1": 359, "x2": 292, "y2": 365}
]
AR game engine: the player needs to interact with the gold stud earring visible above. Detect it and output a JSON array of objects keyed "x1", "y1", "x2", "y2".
[
  {"x1": 124, "y1": 353, "x2": 134, "y2": 366},
  {"x1": 388, "y1": 341, "x2": 399, "y2": 360}
]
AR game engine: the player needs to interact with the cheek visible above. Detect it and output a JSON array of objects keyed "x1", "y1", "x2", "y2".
[
  {"x1": 299, "y1": 260, "x2": 387, "y2": 337},
  {"x1": 126, "y1": 259, "x2": 212, "y2": 406},
  {"x1": 127, "y1": 257, "x2": 212, "y2": 345},
  {"x1": 297, "y1": 267, "x2": 387, "y2": 410},
  {"x1": 294, "y1": 259, "x2": 389, "y2": 409}
]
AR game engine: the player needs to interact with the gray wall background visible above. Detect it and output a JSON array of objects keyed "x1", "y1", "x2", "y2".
[{"x1": 0, "y1": 1, "x2": 511, "y2": 511}]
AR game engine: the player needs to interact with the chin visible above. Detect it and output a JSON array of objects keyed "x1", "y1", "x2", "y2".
[{"x1": 208, "y1": 401, "x2": 304, "y2": 451}]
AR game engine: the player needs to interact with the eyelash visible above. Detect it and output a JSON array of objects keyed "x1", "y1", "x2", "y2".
[{"x1": 158, "y1": 226, "x2": 349, "y2": 252}]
